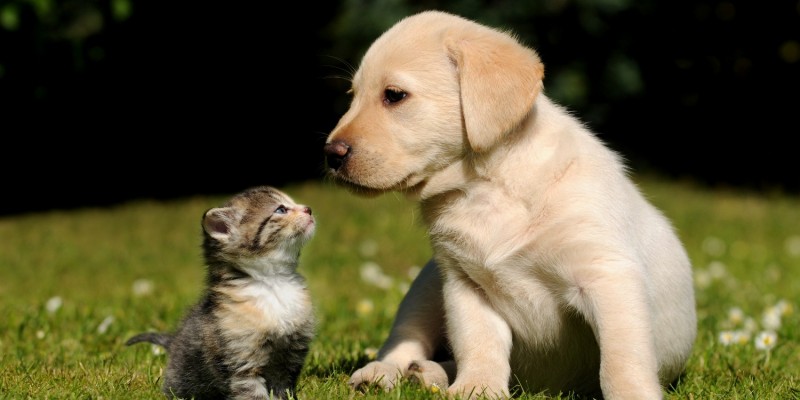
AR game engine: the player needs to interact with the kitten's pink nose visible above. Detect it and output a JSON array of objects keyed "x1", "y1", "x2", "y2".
[{"x1": 303, "y1": 207, "x2": 312, "y2": 215}]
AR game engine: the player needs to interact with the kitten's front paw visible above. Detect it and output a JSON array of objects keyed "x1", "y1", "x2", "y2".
[
  {"x1": 348, "y1": 361, "x2": 404, "y2": 392},
  {"x1": 404, "y1": 360, "x2": 455, "y2": 391}
]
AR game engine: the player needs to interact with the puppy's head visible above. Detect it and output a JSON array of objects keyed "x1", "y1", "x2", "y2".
[{"x1": 324, "y1": 10, "x2": 545, "y2": 197}]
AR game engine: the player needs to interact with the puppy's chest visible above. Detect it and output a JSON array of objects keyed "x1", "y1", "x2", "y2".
[
  {"x1": 429, "y1": 193, "x2": 569, "y2": 343},
  {"x1": 428, "y1": 189, "x2": 540, "y2": 270}
]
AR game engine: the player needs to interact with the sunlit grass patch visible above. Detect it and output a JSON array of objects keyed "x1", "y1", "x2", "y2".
[{"x1": 1, "y1": 175, "x2": 798, "y2": 398}]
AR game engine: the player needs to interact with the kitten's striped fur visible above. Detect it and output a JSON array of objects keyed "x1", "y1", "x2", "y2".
[{"x1": 126, "y1": 186, "x2": 316, "y2": 400}]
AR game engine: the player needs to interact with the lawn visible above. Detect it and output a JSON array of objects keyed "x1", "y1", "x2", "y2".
[{"x1": 0, "y1": 174, "x2": 797, "y2": 399}]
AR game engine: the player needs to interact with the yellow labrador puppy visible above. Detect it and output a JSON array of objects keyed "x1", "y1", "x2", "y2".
[{"x1": 323, "y1": 10, "x2": 696, "y2": 400}]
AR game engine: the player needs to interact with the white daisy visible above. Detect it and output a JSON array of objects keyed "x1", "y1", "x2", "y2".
[
  {"x1": 132, "y1": 279, "x2": 154, "y2": 296},
  {"x1": 97, "y1": 315, "x2": 114, "y2": 334},
  {"x1": 45, "y1": 296, "x2": 63, "y2": 314},
  {"x1": 762, "y1": 307, "x2": 782, "y2": 330},
  {"x1": 708, "y1": 261, "x2": 727, "y2": 279},
  {"x1": 775, "y1": 299, "x2": 793, "y2": 316},
  {"x1": 734, "y1": 330, "x2": 751, "y2": 345},
  {"x1": 360, "y1": 261, "x2": 393, "y2": 289},
  {"x1": 356, "y1": 299, "x2": 374, "y2": 316},
  {"x1": 743, "y1": 317, "x2": 758, "y2": 333},
  {"x1": 364, "y1": 347, "x2": 379, "y2": 360},
  {"x1": 694, "y1": 268, "x2": 712, "y2": 289},
  {"x1": 718, "y1": 330, "x2": 736, "y2": 346},
  {"x1": 727, "y1": 307, "x2": 744, "y2": 326},
  {"x1": 754, "y1": 331, "x2": 777, "y2": 351}
]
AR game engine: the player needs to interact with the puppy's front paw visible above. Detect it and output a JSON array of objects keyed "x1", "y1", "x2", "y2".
[
  {"x1": 448, "y1": 379, "x2": 510, "y2": 400},
  {"x1": 348, "y1": 361, "x2": 404, "y2": 392},
  {"x1": 405, "y1": 360, "x2": 455, "y2": 391}
]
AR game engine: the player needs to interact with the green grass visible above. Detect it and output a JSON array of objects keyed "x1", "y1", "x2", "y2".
[{"x1": 1, "y1": 175, "x2": 798, "y2": 399}]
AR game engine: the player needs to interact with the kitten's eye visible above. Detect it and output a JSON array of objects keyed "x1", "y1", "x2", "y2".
[
  {"x1": 383, "y1": 87, "x2": 407, "y2": 105},
  {"x1": 274, "y1": 205, "x2": 288, "y2": 214}
]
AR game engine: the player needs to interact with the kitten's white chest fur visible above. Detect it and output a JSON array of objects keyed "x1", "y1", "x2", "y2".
[{"x1": 235, "y1": 259, "x2": 313, "y2": 335}]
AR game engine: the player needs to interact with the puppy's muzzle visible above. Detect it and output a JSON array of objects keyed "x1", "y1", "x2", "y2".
[{"x1": 324, "y1": 140, "x2": 351, "y2": 172}]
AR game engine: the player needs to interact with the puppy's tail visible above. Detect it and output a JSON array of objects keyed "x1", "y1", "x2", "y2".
[{"x1": 125, "y1": 332, "x2": 172, "y2": 348}]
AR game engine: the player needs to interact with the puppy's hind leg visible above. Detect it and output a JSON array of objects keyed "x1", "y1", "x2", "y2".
[{"x1": 349, "y1": 259, "x2": 447, "y2": 391}]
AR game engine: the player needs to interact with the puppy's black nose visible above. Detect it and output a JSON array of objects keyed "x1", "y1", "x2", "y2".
[{"x1": 324, "y1": 140, "x2": 350, "y2": 171}]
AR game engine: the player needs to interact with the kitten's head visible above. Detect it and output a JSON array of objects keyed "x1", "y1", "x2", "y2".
[{"x1": 201, "y1": 186, "x2": 315, "y2": 267}]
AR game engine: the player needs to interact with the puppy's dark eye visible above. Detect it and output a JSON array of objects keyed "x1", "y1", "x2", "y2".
[
  {"x1": 274, "y1": 205, "x2": 288, "y2": 214},
  {"x1": 384, "y1": 88, "x2": 407, "y2": 104}
]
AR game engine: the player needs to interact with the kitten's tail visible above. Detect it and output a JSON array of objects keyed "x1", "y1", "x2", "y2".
[{"x1": 125, "y1": 332, "x2": 172, "y2": 348}]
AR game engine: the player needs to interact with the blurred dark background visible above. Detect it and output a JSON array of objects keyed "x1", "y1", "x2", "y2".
[{"x1": 1, "y1": 0, "x2": 798, "y2": 216}]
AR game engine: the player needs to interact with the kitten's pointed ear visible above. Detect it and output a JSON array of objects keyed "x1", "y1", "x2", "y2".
[{"x1": 203, "y1": 207, "x2": 236, "y2": 242}]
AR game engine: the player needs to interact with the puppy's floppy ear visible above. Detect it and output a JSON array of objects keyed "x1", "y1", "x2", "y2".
[{"x1": 444, "y1": 25, "x2": 545, "y2": 152}]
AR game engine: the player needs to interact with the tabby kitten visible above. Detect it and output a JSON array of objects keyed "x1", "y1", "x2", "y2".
[{"x1": 126, "y1": 186, "x2": 317, "y2": 400}]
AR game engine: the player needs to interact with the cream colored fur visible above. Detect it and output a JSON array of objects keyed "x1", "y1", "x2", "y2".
[{"x1": 324, "y1": 10, "x2": 696, "y2": 400}]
